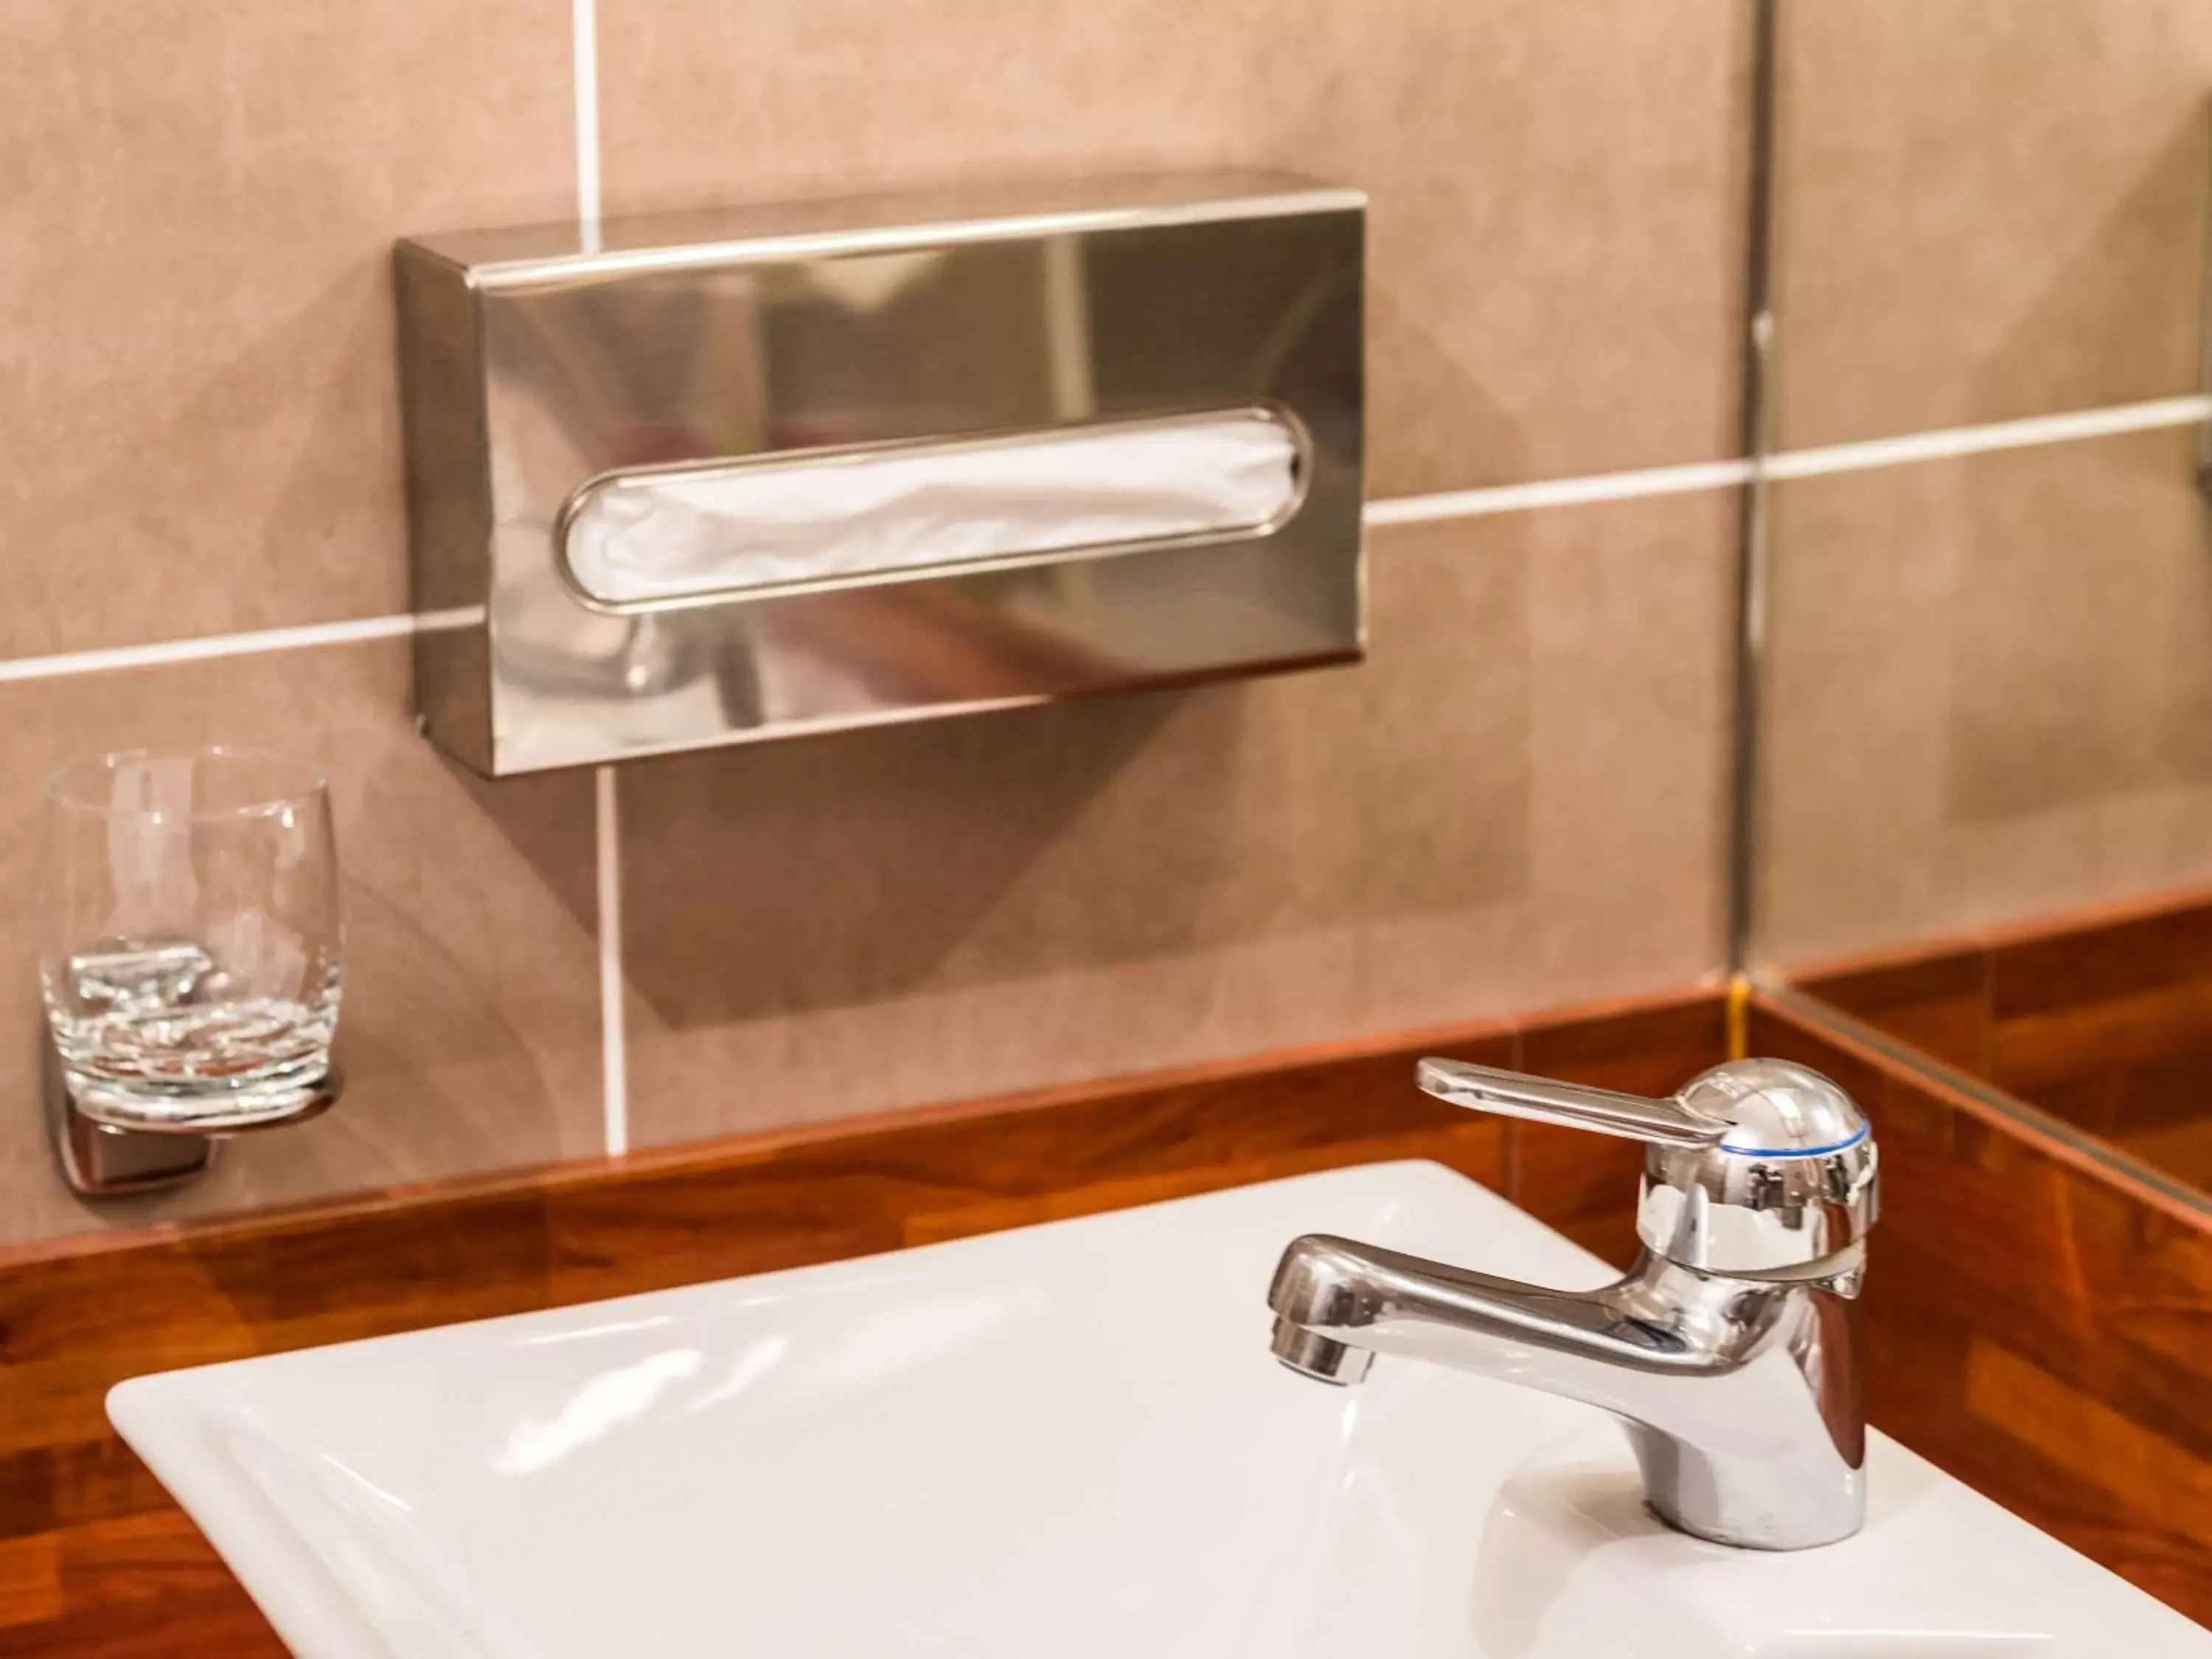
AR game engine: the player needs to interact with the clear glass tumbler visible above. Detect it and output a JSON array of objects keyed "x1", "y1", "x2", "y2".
[{"x1": 41, "y1": 747, "x2": 343, "y2": 1130}]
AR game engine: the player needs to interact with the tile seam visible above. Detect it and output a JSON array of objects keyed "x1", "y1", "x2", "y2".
[
  {"x1": 573, "y1": 0, "x2": 601, "y2": 251},
  {"x1": 0, "y1": 607, "x2": 483, "y2": 683},
  {"x1": 574, "y1": 0, "x2": 625, "y2": 1157},
  {"x1": 594, "y1": 762, "x2": 628, "y2": 1157}
]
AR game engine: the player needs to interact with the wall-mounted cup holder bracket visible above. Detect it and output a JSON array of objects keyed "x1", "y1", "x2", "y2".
[{"x1": 45, "y1": 1034, "x2": 344, "y2": 1199}]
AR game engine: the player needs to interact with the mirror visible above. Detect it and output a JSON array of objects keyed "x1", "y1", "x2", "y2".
[{"x1": 1747, "y1": 0, "x2": 2212, "y2": 1208}]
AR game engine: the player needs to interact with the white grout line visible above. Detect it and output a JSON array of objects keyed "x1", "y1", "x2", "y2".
[
  {"x1": 0, "y1": 606, "x2": 484, "y2": 684},
  {"x1": 1363, "y1": 459, "x2": 1756, "y2": 525},
  {"x1": 1362, "y1": 394, "x2": 2212, "y2": 526},
  {"x1": 1761, "y1": 394, "x2": 2212, "y2": 480},
  {"x1": 594, "y1": 763, "x2": 629, "y2": 1158},
  {"x1": 572, "y1": 0, "x2": 602, "y2": 254}
]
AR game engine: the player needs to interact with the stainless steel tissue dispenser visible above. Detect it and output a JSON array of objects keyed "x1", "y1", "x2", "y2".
[{"x1": 394, "y1": 171, "x2": 1366, "y2": 775}]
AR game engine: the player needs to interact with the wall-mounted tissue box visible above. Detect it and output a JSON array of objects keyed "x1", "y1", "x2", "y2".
[{"x1": 395, "y1": 171, "x2": 1365, "y2": 775}]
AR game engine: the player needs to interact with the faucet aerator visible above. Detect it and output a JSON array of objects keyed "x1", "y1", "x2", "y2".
[{"x1": 1270, "y1": 1318, "x2": 1374, "y2": 1385}]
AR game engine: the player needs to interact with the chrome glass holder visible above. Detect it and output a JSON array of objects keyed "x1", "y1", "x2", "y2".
[{"x1": 45, "y1": 1032, "x2": 344, "y2": 1199}]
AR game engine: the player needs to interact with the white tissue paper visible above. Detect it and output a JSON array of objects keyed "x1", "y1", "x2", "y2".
[{"x1": 560, "y1": 409, "x2": 1301, "y2": 605}]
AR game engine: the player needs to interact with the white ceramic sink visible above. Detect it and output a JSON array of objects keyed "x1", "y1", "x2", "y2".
[{"x1": 111, "y1": 1163, "x2": 2206, "y2": 1658}]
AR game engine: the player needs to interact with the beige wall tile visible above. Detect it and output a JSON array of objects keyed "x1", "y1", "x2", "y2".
[
  {"x1": 596, "y1": 0, "x2": 1754, "y2": 498},
  {"x1": 0, "y1": 640, "x2": 602, "y2": 1247},
  {"x1": 621, "y1": 505, "x2": 1736, "y2": 1149},
  {"x1": 1772, "y1": 0, "x2": 2212, "y2": 447},
  {"x1": 0, "y1": 1, "x2": 575, "y2": 658},
  {"x1": 1756, "y1": 427, "x2": 2212, "y2": 970}
]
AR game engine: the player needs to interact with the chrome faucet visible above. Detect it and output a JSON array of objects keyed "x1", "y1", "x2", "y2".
[{"x1": 1266, "y1": 1057, "x2": 1878, "y2": 1551}]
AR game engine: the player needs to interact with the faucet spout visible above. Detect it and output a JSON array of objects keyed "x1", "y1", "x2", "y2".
[{"x1": 1266, "y1": 1231, "x2": 1866, "y2": 1550}]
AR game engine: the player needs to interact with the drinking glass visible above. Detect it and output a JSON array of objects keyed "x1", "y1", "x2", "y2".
[{"x1": 41, "y1": 747, "x2": 343, "y2": 1130}]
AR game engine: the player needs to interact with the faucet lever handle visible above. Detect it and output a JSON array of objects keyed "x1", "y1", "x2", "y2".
[
  {"x1": 1414, "y1": 1057, "x2": 1725, "y2": 1149},
  {"x1": 1418, "y1": 1055, "x2": 1879, "y2": 1273}
]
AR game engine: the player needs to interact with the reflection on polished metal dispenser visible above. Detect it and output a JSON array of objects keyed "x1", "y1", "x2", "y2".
[{"x1": 395, "y1": 172, "x2": 1367, "y2": 775}]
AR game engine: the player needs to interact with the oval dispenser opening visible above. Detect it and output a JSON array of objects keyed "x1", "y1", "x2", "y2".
[{"x1": 556, "y1": 406, "x2": 1305, "y2": 611}]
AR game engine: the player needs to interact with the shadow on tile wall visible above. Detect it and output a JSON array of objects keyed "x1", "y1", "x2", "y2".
[
  {"x1": 1947, "y1": 431, "x2": 2212, "y2": 822},
  {"x1": 622, "y1": 504, "x2": 1735, "y2": 1149},
  {"x1": 1961, "y1": 114, "x2": 2212, "y2": 426},
  {"x1": 620, "y1": 531, "x2": 1535, "y2": 1021},
  {"x1": 0, "y1": 0, "x2": 578, "y2": 655},
  {"x1": 1771, "y1": 0, "x2": 2212, "y2": 445},
  {"x1": 1757, "y1": 428, "x2": 2212, "y2": 970}
]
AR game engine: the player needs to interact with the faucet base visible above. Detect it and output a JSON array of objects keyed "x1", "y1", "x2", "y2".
[{"x1": 1629, "y1": 1422, "x2": 1865, "y2": 1551}]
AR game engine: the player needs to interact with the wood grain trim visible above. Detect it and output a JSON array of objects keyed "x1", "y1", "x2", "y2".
[
  {"x1": 1797, "y1": 947, "x2": 1992, "y2": 1075},
  {"x1": 1784, "y1": 877, "x2": 2212, "y2": 987},
  {"x1": 1974, "y1": 879, "x2": 2212, "y2": 959},
  {"x1": 1786, "y1": 890, "x2": 2212, "y2": 1201},
  {"x1": 1964, "y1": 1342, "x2": 2212, "y2": 1548},
  {"x1": 0, "y1": 990, "x2": 1725, "y2": 1655}
]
